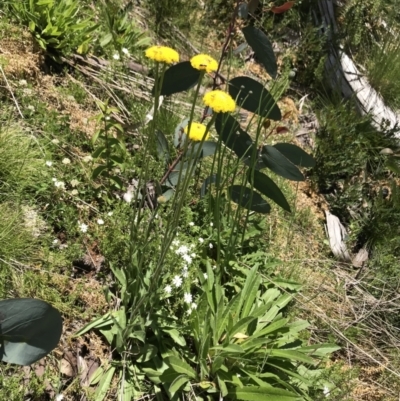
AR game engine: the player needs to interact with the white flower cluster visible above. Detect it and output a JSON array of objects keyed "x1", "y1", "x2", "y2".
[{"x1": 52, "y1": 177, "x2": 65, "y2": 189}]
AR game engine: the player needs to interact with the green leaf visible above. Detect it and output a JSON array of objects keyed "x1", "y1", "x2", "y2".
[
  {"x1": 169, "y1": 374, "x2": 189, "y2": 394},
  {"x1": 74, "y1": 313, "x2": 113, "y2": 337},
  {"x1": 99, "y1": 33, "x2": 113, "y2": 47},
  {"x1": 215, "y1": 113, "x2": 255, "y2": 160},
  {"x1": 137, "y1": 344, "x2": 158, "y2": 363},
  {"x1": 109, "y1": 263, "x2": 126, "y2": 288},
  {"x1": 216, "y1": 293, "x2": 241, "y2": 340},
  {"x1": 228, "y1": 386, "x2": 301, "y2": 401},
  {"x1": 273, "y1": 143, "x2": 315, "y2": 167},
  {"x1": 164, "y1": 356, "x2": 197, "y2": 379},
  {"x1": 157, "y1": 61, "x2": 201, "y2": 96},
  {"x1": 299, "y1": 344, "x2": 340, "y2": 357},
  {"x1": 162, "y1": 328, "x2": 186, "y2": 346},
  {"x1": 156, "y1": 130, "x2": 170, "y2": 162},
  {"x1": 0, "y1": 298, "x2": 62, "y2": 366},
  {"x1": 95, "y1": 365, "x2": 116, "y2": 401},
  {"x1": 92, "y1": 146, "x2": 107, "y2": 159},
  {"x1": 218, "y1": 374, "x2": 229, "y2": 397},
  {"x1": 109, "y1": 175, "x2": 123, "y2": 189},
  {"x1": 261, "y1": 146, "x2": 304, "y2": 181},
  {"x1": 228, "y1": 316, "x2": 257, "y2": 339},
  {"x1": 191, "y1": 141, "x2": 217, "y2": 158},
  {"x1": 228, "y1": 76, "x2": 281, "y2": 120},
  {"x1": 92, "y1": 164, "x2": 108, "y2": 180},
  {"x1": 242, "y1": 26, "x2": 277, "y2": 79},
  {"x1": 267, "y1": 349, "x2": 315, "y2": 364},
  {"x1": 200, "y1": 174, "x2": 220, "y2": 198},
  {"x1": 240, "y1": 264, "x2": 260, "y2": 318},
  {"x1": 212, "y1": 344, "x2": 245, "y2": 354},
  {"x1": 229, "y1": 185, "x2": 271, "y2": 214},
  {"x1": 249, "y1": 170, "x2": 291, "y2": 212}
]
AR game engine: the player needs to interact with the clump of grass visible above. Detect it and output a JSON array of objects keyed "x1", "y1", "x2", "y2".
[{"x1": 0, "y1": 124, "x2": 45, "y2": 197}]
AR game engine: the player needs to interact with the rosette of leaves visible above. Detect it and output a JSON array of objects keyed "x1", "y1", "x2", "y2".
[
  {"x1": 142, "y1": 265, "x2": 339, "y2": 400},
  {"x1": 8, "y1": 0, "x2": 97, "y2": 61}
]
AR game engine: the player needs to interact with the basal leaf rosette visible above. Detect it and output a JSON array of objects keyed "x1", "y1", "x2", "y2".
[
  {"x1": 190, "y1": 54, "x2": 218, "y2": 73},
  {"x1": 184, "y1": 122, "x2": 209, "y2": 141},
  {"x1": 145, "y1": 45, "x2": 179, "y2": 64},
  {"x1": 203, "y1": 90, "x2": 236, "y2": 113}
]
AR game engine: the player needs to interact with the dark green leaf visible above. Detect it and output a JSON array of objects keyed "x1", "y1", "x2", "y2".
[
  {"x1": 0, "y1": 299, "x2": 62, "y2": 366},
  {"x1": 273, "y1": 143, "x2": 315, "y2": 167},
  {"x1": 137, "y1": 344, "x2": 158, "y2": 363},
  {"x1": 156, "y1": 130, "x2": 170, "y2": 162},
  {"x1": 229, "y1": 185, "x2": 271, "y2": 214},
  {"x1": 228, "y1": 386, "x2": 301, "y2": 401},
  {"x1": 156, "y1": 62, "x2": 201, "y2": 96},
  {"x1": 215, "y1": 113, "x2": 255, "y2": 160},
  {"x1": 242, "y1": 26, "x2": 277, "y2": 78},
  {"x1": 92, "y1": 164, "x2": 108, "y2": 180},
  {"x1": 164, "y1": 356, "x2": 197, "y2": 379},
  {"x1": 169, "y1": 374, "x2": 189, "y2": 394},
  {"x1": 109, "y1": 175, "x2": 123, "y2": 189},
  {"x1": 238, "y1": 3, "x2": 249, "y2": 18},
  {"x1": 249, "y1": 170, "x2": 291, "y2": 212},
  {"x1": 228, "y1": 76, "x2": 281, "y2": 120},
  {"x1": 92, "y1": 146, "x2": 106, "y2": 159},
  {"x1": 261, "y1": 146, "x2": 304, "y2": 181},
  {"x1": 200, "y1": 174, "x2": 220, "y2": 197}
]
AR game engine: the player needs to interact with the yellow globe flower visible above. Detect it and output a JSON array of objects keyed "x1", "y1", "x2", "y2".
[
  {"x1": 203, "y1": 90, "x2": 236, "y2": 113},
  {"x1": 184, "y1": 122, "x2": 209, "y2": 141},
  {"x1": 145, "y1": 46, "x2": 179, "y2": 64},
  {"x1": 190, "y1": 54, "x2": 218, "y2": 73}
]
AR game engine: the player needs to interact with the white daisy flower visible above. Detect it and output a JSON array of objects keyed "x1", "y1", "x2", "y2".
[
  {"x1": 191, "y1": 303, "x2": 197, "y2": 310},
  {"x1": 79, "y1": 222, "x2": 88, "y2": 233},
  {"x1": 182, "y1": 254, "x2": 192, "y2": 264},
  {"x1": 97, "y1": 219, "x2": 104, "y2": 225},
  {"x1": 164, "y1": 285, "x2": 172, "y2": 294},
  {"x1": 45, "y1": 161, "x2": 52, "y2": 167},
  {"x1": 113, "y1": 53, "x2": 120, "y2": 60},
  {"x1": 184, "y1": 293, "x2": 192, "y2": 304},
  {"x1": 172, "y1": 275, "x2": 182, "y2": 288},
  {"x1": 203, "y1": 273, "x2": 208, "y2": 279},
  {"x1": 199, "y1": 237, "x2": 204, "y2": 243},
  {"x1": 62, "y1": 158, "x2": 71, "y2": 165},
  {"x1": 176, "y1": 245, "x2": 189, "y2": 255},
  {"x1": 54, "y1": 180, "x2": 65, "y2": 189},
  {"x1": 107, "y1": 212, "x2": 113, "y2": 216},
  {"x1": 122, "y1": 47, "x2": 130, "y2": 55},
  {"x1": 189, "y1": 222, "x2": 194, "y2": 226},
  {"x1": 209, "y1": 243, "x2": 213, "y2": 249}
]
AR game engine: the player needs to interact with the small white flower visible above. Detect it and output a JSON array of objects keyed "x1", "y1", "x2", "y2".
[
  {"x1": 172, "y1": 275, "x2": 182, "y2": 288},
  {"x1": 27, "y1": 105, "x2": 35, "y2": 112},
  {"x1": 97, "y1": 219, "x2": 104, "y2": 225},
  {"x1": 199, "y1": 237, "x2": 204, "y2": 243},
  {"x1": 54, "y1": 180, "x2": 65, "y2": 189},
  {"x1": 19, "y1": 79, "x2": 27, "y2": 86},
  {"x1": 107, "y1": 212, "x2": 113, "y2": 216},
  {"x1": 52, "y1": 177, "x2": 57, "y2": 182},
  {"x1": 55, "y1": 394, "x2": 64, "y2": 401},
  {"x1": 122, "y1": 47, "x2": 130, "y2": 55},
  {"x1": 191, "y1": 303, "x2": 197, "y2": 310},
  {"x1": 71, "y1": 189, "x2": 78, "y2": 196},
  {"x1": 52, "y1": 139, "x2": 60, "y2": 144},
  {"x1": 191, "y1": 253, "x2": 196, "y2": 258},
  {"x1": 203, "y1": 273, "x2": 208, "y2": 279},
  {"x1": 209, "y1": 243, "x2": 213, "y2": 249},
  {"x1": 53, "y1": 239, "x2": 59, "y2": 244},
  {"x1": 164, "y1": 285, "x2": 172, "y2": 294},
  {"x1": 182, "y1": 269, "x2": 189, "y2": 278},
  {"x1": 79, "y1": 222, "x2": 88, "y2": 233},
  {"x1": 184, "y1": 293, "x2": 192, "y2": 304},
  {"x1": 210, "y1": 222, "x2": 214, "y2": 227},
  {"x1": 182, "y1": 254, "x2": 192, "y2": 264},
  {"x1": 105, "y1": 116, "x2": 111, "y2": 121},
  {"x1": 187, "y1": 308, "x2": 192, "y2": 315},
  {"x1": 172, "y1": 239, "x2": 180, "y2": 246},
  {"x1": 82, "y1": 155, "x2": 93, "y2": 163},
  {"x1": 236, "y1": 374, "x2": 241, "y2": 378},
  {"x1": 189, "y1": 222, "x2": 194, "y2": 226},
  {"x1": 62, "y1": 158, "x2": 71, "y2": 165},
  {"x1": 113, "y1": 53, "x2": 120, "y2": 60},
  {"x1": 123, "y1": 191, "x2": 134, "y2": 203},
  {"x1": 176, "y1": 245, "x2": 189, "y2": 255},
  {"x1": 323, "y1": 386, "x2": 330, "y2": 397},
  {"x1": 70, "y1": 179, "x2": 79, "y2": 187},
  {"x1": 23, "y1": 88, "x2": 33, "y2": 95},
  {"x1": 45, "y1": 161, "x2": 52, "y2": 167}
]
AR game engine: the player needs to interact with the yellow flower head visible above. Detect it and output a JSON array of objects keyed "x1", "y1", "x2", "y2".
[
  {"x1": 145, "y1": 46, "x2": 179, "y2": 64},
  {"x1": 190, "y1": 54, "x2": 218, "y2": 73},
  {"x1": 184, "y1": 122, "x2": 209, "y2": 141},
  {"x1": 203, "y1": 90, "x2": 236, "y2": 113}
]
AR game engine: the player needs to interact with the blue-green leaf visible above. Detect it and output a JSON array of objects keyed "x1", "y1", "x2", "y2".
[
  {"x1": 242, "y1": 26, "x2": 277, "y2": 79},
  {"x1": 229, "y1": 185, "x2": 271, "y2": 214},
  {"x1": 273, "y1": 143, "x2": 315, "y2": 167},
  {"x1": 228, "y1": 76, "x2": 281, "y2": 120}
]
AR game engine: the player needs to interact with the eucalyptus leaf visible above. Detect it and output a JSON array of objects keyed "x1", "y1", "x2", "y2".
[
  {"x1": 273, "y1": 143, "x2": 315, "y2": 167},
  {"x1": 200, "y1": 174, "x2": 220, "y2": 197},
  {"x1": 0, "y1": 298, "x2": 62, "y2": 366},
  {"x1": 249, "y1": 170, "x2": 291, "y2": 212},
  {"x1": 261, "y1": 146, "x2": 304, "y2": 181},
  {"x1": 242, "y1": 26, "x2": 277, "y2": 78},
  {"x1": 228, "y1": 76, "x2": 281, "y2": 120},
  {"x1": 229, "y1": 185, "x2": 271, "y2": 214},
  {"x1": 156, "y1": 61, "x2": 201, "y2": 96},
  {"x1": 156, "y1": 130, "x2": 170, "y2": 162}
]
